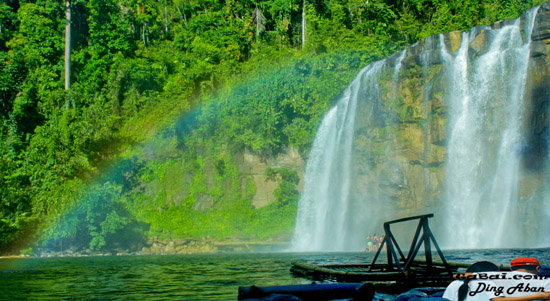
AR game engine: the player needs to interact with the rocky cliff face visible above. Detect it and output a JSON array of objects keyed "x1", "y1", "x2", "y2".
[
  {"x1": 237, "y1": 148, "x2": 305, "y2": 208},
  {"x1": 354, "y1": 3, "x2": 550, "y2": 217},
  {"x1": 142, "y1": 145, "x2": 306, "y2": 211},
  {"x1": 292, "y1": 3, "x2": 550, "y2": 250},
  {"x1": 359, "y1": 3, "x2": 550, "y2": 239}
]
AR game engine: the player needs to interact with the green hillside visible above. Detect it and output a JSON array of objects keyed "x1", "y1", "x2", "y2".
[{"x1": 0, "y1": 0, "x2": 541, "y2": 254}]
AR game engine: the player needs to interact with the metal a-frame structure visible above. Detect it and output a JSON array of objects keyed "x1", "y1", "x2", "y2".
[{"x1": 368, "y1": 213, "x2": 453, "y2": 277}]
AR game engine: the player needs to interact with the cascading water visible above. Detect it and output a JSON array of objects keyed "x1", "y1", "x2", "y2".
[
  {"x1": 291, "y1": 61, "x2": 386, "y2": 251},
  {"x1": 442, "y1": 7, "x2": 539, "y2": 249},
  {"x1": 292, "y1": 6, "x2": 549, "y2": 251}
]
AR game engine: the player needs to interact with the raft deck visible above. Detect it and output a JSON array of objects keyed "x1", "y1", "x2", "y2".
[{"x1": 290, "y1": 214, "x2": 469, "y2": 294}]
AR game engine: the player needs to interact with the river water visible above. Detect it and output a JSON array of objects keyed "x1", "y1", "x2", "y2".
[{"x1": 1, "y1": 248, "x2": 549, "y2": 300}]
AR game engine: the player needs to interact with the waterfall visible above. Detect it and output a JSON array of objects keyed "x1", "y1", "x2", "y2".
[
  {"x1": 291, "y1": 6, "x2": 548, "y2": 251},
  {"x1": 291, "y1": 62, "x2": 386, "y2": 251},
  {"x1": 442, "y1": 7, "x2": 539, "y2": 249}
]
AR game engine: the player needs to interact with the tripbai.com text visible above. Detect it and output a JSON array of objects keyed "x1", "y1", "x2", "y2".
[
  {"x1": 455, "y1": 273, "x2": 550, "y2": 297},
  {"x1": 456, "y1": 273, "x2": 550, "y2": 281}
]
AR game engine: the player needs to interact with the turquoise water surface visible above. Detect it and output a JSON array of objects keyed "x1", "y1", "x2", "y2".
[{"x1": 1, "y1": 249, "x2": 549, "y2": 300}]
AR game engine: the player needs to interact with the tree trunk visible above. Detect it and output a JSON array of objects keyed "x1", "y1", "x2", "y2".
[
  {"x1": 302, "y1": 1, "x2": 306, "y2": 48},
  {"x1": 142, "y1": 24, "x2": 147, "y2": 48},
  {"x1": 177, "y1": 5, "x2": 188, "y2": 26},
  {"x1": 256, "y1": 8, "x2": 260, "y2": 36},
  {"x1": 65, "y1": 0, "x2": 71, "y2": 93},
  {"x1": 253, "y1": 6, "x2": 265, "y2": 37},
  {"x1": 164, "y1": 0, "x2": 168, "y2": 34}
]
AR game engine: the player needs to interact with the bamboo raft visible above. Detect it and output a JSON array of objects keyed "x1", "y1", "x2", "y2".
[
  {"x1": 290, "y1": 214, "x2": 469, "y2": 294},
  {"x1": 290, "y1": 260, "x2": 469, "y2": 293}
]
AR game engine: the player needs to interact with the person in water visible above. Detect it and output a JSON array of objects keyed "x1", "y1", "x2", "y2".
[
  {"x1": 365, "y1": 236, "x2": 373, "y2": 252},
  {"x1": 443, "y1": 261, "x2": 550, "y2": 301},
  {"x1": 372, "y1": 235, "x2": 380, "y2": 249}
]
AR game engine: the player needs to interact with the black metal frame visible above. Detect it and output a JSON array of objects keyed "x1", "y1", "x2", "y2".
[{"x1": 368, "y1": 213, "x2": 452, "y2": 276}]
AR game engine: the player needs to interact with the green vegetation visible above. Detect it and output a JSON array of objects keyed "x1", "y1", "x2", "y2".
[{"x1": 0, "y1": 0, "x2": 543, "y2": 254}]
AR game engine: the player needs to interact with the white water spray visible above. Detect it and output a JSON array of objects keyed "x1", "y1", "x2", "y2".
[{"x1": 442, "y1": 8, "x2": 539, "y2": 249}]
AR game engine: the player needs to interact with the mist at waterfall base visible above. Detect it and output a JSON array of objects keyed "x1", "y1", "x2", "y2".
[{"x1": 291, "y1": 6, "x2": 550, "y2": 252}]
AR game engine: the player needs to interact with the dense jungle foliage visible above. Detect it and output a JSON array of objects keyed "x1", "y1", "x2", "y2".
[{"x1": 0, "y1": 0, "x2": 543, "y2": 254}]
